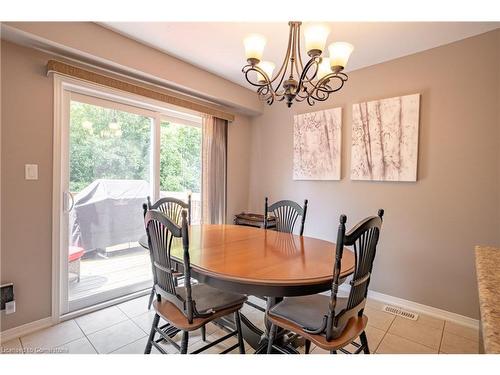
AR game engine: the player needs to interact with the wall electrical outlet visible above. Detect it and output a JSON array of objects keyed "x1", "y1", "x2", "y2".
[
  {"x1": 1, "y1": 283, "x2": 15, "y2": 313},
  {"x1": 5, "y1": 301, "x2": 16, "y2": 314}
]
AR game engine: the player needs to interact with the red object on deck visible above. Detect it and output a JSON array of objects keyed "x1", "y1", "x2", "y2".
[{"x1": 69, "y1": 246, "x2": 84, "y2": 262}]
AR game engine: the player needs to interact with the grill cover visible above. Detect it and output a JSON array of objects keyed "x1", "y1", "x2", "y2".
[{"x1": 69, "y1": 179, "x2": 149, "y2": 252}]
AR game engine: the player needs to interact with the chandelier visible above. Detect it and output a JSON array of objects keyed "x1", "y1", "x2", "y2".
[{"x1": 242, "y1": 22, "x2": 353, "y2": 108}]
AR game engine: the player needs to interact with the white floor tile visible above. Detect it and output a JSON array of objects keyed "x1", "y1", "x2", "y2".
[
  {"x1": 1, "y1": 338, "x2": 23, "y2": 354},
  {"x1": 364, "y1": 306, "x2": 396, "y2": 331},
  {"x1": 388, "y1": 316, "x2": 443, "y2": 350},
  {"x1": 440, "y1": 331, "x2": 479, "y2": 354},
  {"x1": 376, "y1": 333, "x2": 437, "y2": 354},
  {"x1": 21, "y1": 320, "x2": 84, "y2": 353},
  {"x1": 55, "y1": 337, "x2": 97, "y2": 354},
  {"x1": 444, "y1": 321, "x2": 479, "y2": 342},
  {"x1": 86, "y1": 320, "x2": 146, "y2": 353},
  {"x1": 116, "y1": 295, "x2": 150, "y2": 318},
  {"x1": 130, "y1": 310, "x2": 167, "y2": 334},
  {"x1": 111, "y1": 336, "x2": 161, "y2": 354},
  {"x1": 75, "y1": 306, "x2": 129, "y2": 335}
]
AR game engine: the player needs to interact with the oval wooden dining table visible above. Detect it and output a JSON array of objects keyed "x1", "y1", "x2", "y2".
[{"x1": 139, "y1": 224, "x2": 355, "y2": 353}]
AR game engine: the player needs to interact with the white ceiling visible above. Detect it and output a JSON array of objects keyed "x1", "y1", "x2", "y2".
[{"x1": 101, "y1": 22, "x2": 499, "y2": 89}]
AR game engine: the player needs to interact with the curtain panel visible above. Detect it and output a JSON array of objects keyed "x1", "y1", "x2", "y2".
[{"x1": 202, "y1": 115, "x2": 228, "y2": 224}]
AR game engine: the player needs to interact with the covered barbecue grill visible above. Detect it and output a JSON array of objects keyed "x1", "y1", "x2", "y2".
[{"x1": 69, "y1": 179, "x2": 149, "y2": 253}]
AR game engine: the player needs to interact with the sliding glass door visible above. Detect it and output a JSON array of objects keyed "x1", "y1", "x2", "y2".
[
  {"x1": 58, "y1": 85, "x2": 202, "y2": 314},
  {"x1": 63, "y1": 93, "x2": 154, "y2": 312}
]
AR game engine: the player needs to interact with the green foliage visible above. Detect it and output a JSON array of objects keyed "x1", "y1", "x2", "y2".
[
  {"x1": 160, "y1": 122, "x2": 201, "y2": 193},
  {"x1": 69, "y1": 101, "x2": 201, "y2": 194}
]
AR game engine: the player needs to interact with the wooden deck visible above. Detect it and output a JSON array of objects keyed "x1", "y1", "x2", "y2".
[{"x1": 68, "y1": 246, "x2": 153, "y2": 302}]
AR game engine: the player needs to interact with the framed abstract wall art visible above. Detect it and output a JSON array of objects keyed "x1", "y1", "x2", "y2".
[
  {"x1": 351, "y1": 94, "x2": 420, "y2": 181},
  {"x1": 293, "y1": 107, "x2": 342, "y2": 180}
]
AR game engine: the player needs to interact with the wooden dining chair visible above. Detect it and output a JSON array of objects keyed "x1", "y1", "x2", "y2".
[
  {"x1": 264, "y1": 197, "x2": 308, "y2": 236},
  {"x1": 266, "y1": 209, "x2": 384, "y2": 354},
  {"x1": 144, "y1": 195, "x2": 191, "y2": 310},
  {"x1": 144, "y1": 209, "x2": 247, "y2": 354}
]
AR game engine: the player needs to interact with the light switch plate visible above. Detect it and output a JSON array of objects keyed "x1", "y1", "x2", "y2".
[
  {"x1": 25, "y1": 164, "x2": 38, "y2": 180},
  {"x1": 5, "y1": 301, "x2": 16, "y2": 315}
]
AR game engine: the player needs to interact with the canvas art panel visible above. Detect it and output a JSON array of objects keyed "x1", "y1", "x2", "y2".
[
  {"x1": 351, "y1": 94, "x2": 420, "y2": 181},
  {"x1": 293, "y1": 108, "x2": 342, "y2": 180}
]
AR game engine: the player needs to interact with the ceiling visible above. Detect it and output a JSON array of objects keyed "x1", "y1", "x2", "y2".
[{"x1": 101, "y1": 22, "x2": 499, "y2": 89}]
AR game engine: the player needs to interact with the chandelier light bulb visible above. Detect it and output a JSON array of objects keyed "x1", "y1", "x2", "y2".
[
  {"x1": 256, "y1": 61, "x2": 275, "y2": 83},
  {"x1": 316, "y1": 58, "x2": 332, "y2": 80},
  {"x1": 328, "y1": 42, "x2": 354, "y2": 71},
  {"x1": 304, "y1": 24, "x2": 330, "y2": 57},
  {"x1": 244, "y1": 34, "x2": 267, "y2": 64}
]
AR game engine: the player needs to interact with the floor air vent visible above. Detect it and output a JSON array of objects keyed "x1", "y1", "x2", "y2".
[{"x1": 383, "y1": 305, "x2": 418, "y2": 320}]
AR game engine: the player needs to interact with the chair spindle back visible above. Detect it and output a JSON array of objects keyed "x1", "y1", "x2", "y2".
[
  {"x1": 264, "y1": 197, "x2": 308, "y2": 236},
  {"x1": 147, "y1": 195, "x2": 192, "y2": 225}
]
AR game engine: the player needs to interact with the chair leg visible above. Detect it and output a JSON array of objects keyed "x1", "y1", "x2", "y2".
[
  {"x1": 180, "y1": 331, "x2": 189, "y2": 354},
  {"x1": 305, "y1": 339, "x2": 311, "y2": 354},
  {"x1": 234, "y1": 311, "x2": 246, "y2": 354},
  {"x1": 201, "y1": 325, "x2": 207, "y2": 342},
  {"x1": 360, "y1": 331, "x2": 370, "y2": 354},
  {"x1": 330, "y1": 350, "x2": 337, "y2": 354},
  {"x1": 147, "y1": 287, "x2": 155, "y2": 310},
  {"x1": 144, "y1": 313, "x2": 160, "y2": 354},
  {"x1": 266, "y1": 324, "x2": 277, "y2": 354}
]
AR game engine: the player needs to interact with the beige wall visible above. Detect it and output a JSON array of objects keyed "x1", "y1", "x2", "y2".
[
  {"x1": 1, "y1": 42, "x2": 54, "y2": 331},
  {"x1": 247, "y1": 30, "x2": 500, "y2": 319},
  {"x1": 0, "y1": 40, "x2": 252, "y2": 331}
]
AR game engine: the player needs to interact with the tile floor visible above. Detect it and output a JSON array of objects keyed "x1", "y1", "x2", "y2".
[{"x1": 0, "y1": 295, "x2": 480, "y2": 354}]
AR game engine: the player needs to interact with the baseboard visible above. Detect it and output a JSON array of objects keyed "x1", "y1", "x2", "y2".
[
  {"x1": 336, "y1": 285, "x2": 479, "y2": 329},
  {"x1": 367, "y1": 289, "x2": 479, "y2": 329},
  {"x1": 0, "y1": 317, "x2": 53, "y2": 344}
]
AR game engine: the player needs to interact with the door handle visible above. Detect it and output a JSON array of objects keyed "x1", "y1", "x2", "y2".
[{"x1": 64, "y1": 191, "x2": 75, "y2": 213}]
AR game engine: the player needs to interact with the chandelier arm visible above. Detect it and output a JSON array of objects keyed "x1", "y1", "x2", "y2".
[
  {"x1": 296, "y1": 23, "x2": 304, "y2": 71},
  {"x1": 267, "y1": 23, "x2": 294, "y2": 86},
  {"x1": 297, "y1": 57, "x2": 320, "y2": 92},
  {"x1": 315, "y1": 73, "x2": 348, "y2": 93},
  {"x1": 290, "y1": 23, "x2": 303, "y2": 80},
  {"x1": 299, "y1": 57, "x2": 321, "y2": 85},
  {"x1": 242, "y1": 65, "x2": 271, "y2": 87},
  {"x1": 257, "y1": 85, "x2": 275, "y2": 105}
]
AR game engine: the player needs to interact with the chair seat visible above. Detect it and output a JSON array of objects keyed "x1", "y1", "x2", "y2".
[
  {"x1": 153, "y1": 298, "x2": 245, "y2": 332},
  {"x1": 268, "y1": 294, "x2": 348, "y2": 332},
  {"x1": 267, "y1": 312, "x2": 368, "y2": 351},
  {"x1": 175, "y1": 283, "x2": 247, "y2": 314}
]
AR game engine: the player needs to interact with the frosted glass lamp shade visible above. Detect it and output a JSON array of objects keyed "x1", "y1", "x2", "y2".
[
  {"x1": 244, "y1": 34, "x2": 266, "y2": 64},
  {"x1": 304, "y1": 24, "x2": 330, "y2": 56},
  {"x1": 328, "y1": 42, "x2": 354, "y2": 70}
]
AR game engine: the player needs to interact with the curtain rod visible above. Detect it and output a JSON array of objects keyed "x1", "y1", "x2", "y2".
[{"x1": 46, "y1": 60, "x2": 235, "y2": 122}]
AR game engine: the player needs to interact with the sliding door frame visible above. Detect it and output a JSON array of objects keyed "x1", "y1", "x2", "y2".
[{"x1": 52, "y1": 75, "x2": 202, "y2": 322}]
